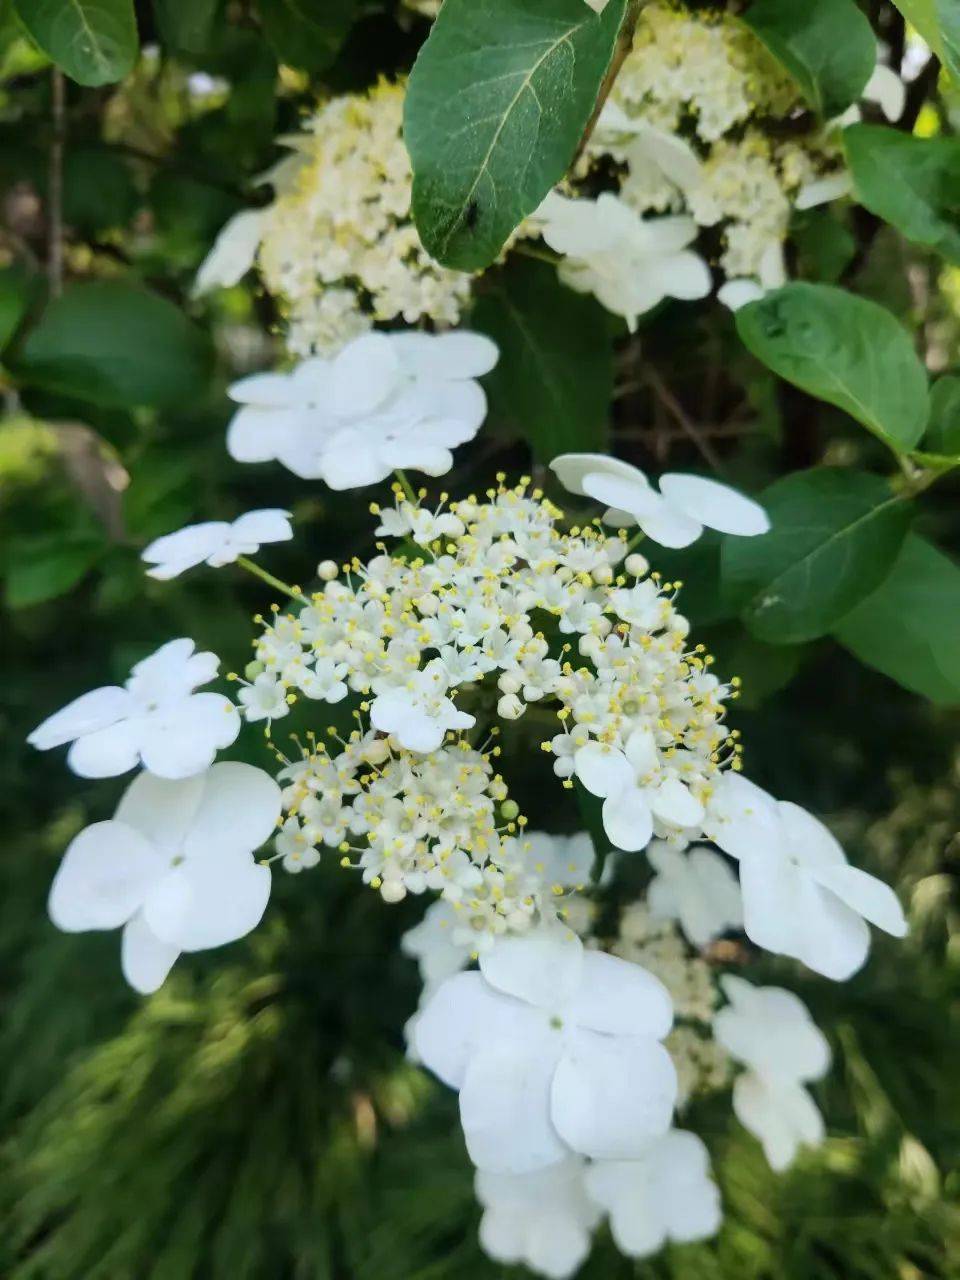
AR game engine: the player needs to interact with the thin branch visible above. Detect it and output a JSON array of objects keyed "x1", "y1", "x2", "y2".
[
  {"x1": 572, "y1": 0, "x2": 644, "y2": 166},
  {"x1": 48, "y1": 68, "x2": 66, "y2": 297},
  {"x1": 644, "y1": 367, "x2": 725, "y2": 473}
]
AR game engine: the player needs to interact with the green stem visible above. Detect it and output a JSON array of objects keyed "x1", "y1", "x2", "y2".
[
  {"x1": 236, "y1": 556, "x2": 309, "y2": 604},
  {"x1": 394, "y1": 469, "x2": 418, "y2": 503}
]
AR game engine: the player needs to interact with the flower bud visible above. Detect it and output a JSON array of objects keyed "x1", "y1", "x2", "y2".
[
  {"x1": 498, "y1": 672, "x2": 522, "y2": 695},
  {"x1": 380, "y1": 879, "x2": 406, "y2": 903},
  {"x1": 417, "y1": 593, "x2": 440, "y2": 616},
  {"x1": 497, "y1": 693, "x2": 524, "y2": 720},
  {"x1": 625, "y1": 552, "x2": 649, "y2": 577},
  {"x1": 592, "y1": 563, "x2": 614, "y2": 586},
  {"x1": 500, "y1": 799, "x2": 520, "y2": 821},
  {"x1": 244, "y1": 660, "x2": 265, "y2": 680},
  {"x1": 317, "y1": 559, "x2": 339, "y2": 581}
]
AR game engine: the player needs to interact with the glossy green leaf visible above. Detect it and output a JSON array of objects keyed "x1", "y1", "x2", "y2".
[
  {"x1": 13, "y1": 0, "x2": 137, "y2": 86},
  {"x1": 742, "y1": 0, "x2": 875, "y2": 117},
  {"x1": 720, "y1": 468, "x2": 911, "y2": 644},
  {"x1": 922, "y1": 376, "x2": 960, "y2": 456},
  {"x1": 4, "y1": 533, "x2": 104, "y2": 608},
  {"x1": 152, "y1": 0, "x2": 221, "y2": 54},
  {"x1": 471, "y1": 259, "x2": 612, "y2": 461},
  {"x1": 258, "y1": 0, "x2": 358, "y2": 72},
  {"x1": 845, "y1": 124, "x2": 960, "y2": 265},
  {"x1": 15, "y1": 281, "x2": 213, "y2": 409},
  {"x1": 736, "y1": 283, "x2": 929, "y2": 452},
  {"x1": 835, "y1": 533, "x2": 960, "y2": 704},
  {"x1": 404, "y1": 0, "x2": 628, "y2": 270}
]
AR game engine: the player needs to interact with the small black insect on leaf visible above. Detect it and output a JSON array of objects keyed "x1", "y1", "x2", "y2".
[{"x1": 464, "y1": 200, "x2": 480, "y2": 230}]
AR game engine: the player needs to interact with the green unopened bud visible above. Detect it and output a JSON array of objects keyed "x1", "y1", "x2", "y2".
[
  {"x1": 500, "y1": 799, "x2": 520, "y2": 821},
  {"x1": 245, "y1": 660, "x2": 265, "y2": 681}
]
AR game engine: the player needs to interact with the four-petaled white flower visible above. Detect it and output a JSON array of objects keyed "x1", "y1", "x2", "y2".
[
  {"x1": 713, "y1": 975, "x2": 831, "y2": 1170},
  {"x1": 475, "y1": 1156, "x2": 601, "y2": 1280},
  {"x1": 142, "y1": 509, "x2": 293, "y2": 579},
  {"x1": 647, "y1": 841, "x2": 743, "y2": 947},
  {"x1": 534, "y1": 191, "x2": 711, "y2": 330},
  {"x1": 48, "y1": 762, "x2": 281, "y2": 993},
  {"x1": 705, "y1": 774, "x2": 908, "y2": 980},
  {"x1": 27, "y1": 638, "x2": 240, "y2": 780},
  {"x1": 574, "y1": 730, "x2": 705, "y2": 853},
  {"x1": 375, "y1": 500, "x2": 465, "y2": 547},
  {"x1": 371, "y1": 658, "x2": 475, "y2": 753},
  {"x1": 238, "y1": 672, "x2": 290, "y2": 722},
  {"x1": 584, "y1": 1130, "x2": 721, "y2": 1257},
  {"x1": 415, "y1": 926, "x2": 677, "y2": 1173},
  {"x1": 551, "y1": 453, "x2": 770, "y2": 548},
  {"x1": 526, "y1": 831, "x2": 596, "y2": 890},
  {"x1": 226, "y1": 329, "x2": 498, "y2": 489}
]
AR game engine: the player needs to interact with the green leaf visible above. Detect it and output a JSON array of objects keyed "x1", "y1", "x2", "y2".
[
  {"x1": 62, "y1": 147, "x2": 139, "y2": 234},
  {"x1": 404, "y1": 0, "x2": 628, "y2": 270},
  {"x1": 720, "y1": 468, "x2": 911, "y2": 644},
  {"x1": 736, "y1": 283, "x2": 929, "y2": 453},
  {"x1": 742, "y1": 0, "x2": 875, "y2": 118},
  {"x1": 891, "y1": 0, "x2": 960, "y2": 80},
  {"x1": 152, "y1": 0, "x2": 221, "y2": 54},
  {"x1": 4, "y1": 532, "x2": 104, "y2": 608},
  {"x1": 922, "y1": 375, "x2": 960, "y2": 455},
  {"x1": 15, "y1": 281, "x2": 213, "y2": 410},
  {"x1": 13, "y1": 0, "x2": 138, "y2": 86},
  {"x1": 791, "y1": 209, "x2": 856, "y2": 283},
  {"x1": 471, "y1": 259, "x2": 612, "y2": 460},
  {"x1": 705, "y1": 624, "x2": 804, "y2": 708},
  {"x1": 0, "y1": 263, "x2": 36, "y2": 354},
  {"x1": 258, "y1": 0, "x2": 358, "y2": 72},
  {"x1": 835, "y1": 533, "x2": 960, "y2": 704},
  {"x1": 845, "y1": 125, "x2": 960, "y2": 265}
]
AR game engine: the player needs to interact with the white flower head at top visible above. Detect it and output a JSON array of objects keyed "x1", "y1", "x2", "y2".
[
  {"x1": 647, "y1": 841, "x2": 743, "y2": 948},
  {"x1": 370, "y1": 657, "x2": 476, "y2": 753},
  {"x1": 142, "y1": 509, "x2": 294, "y2": 579},
  {"x1": 27, "y1": 638, "x2": 239, "y2": 780},
  {"x1": 584, "y1": 1129, "x2": 721, "y2": 1258},
  {"x1": 226, "y1": 329, "x2": 498, "y2": 490},
  {"x1": 414, "y1": 925, "x2": 677, "y2": 1174},
  {"x1": 705, "y1": 774, "x2": 908, "y2": 980},
  {"x1": 475, "y1": 1156, "x2": 601, "y2": 1280},
  {"x1": 533, "y1": 190, "x2": 711, "y2": 330},
  {"x1": 713, "y1": 975, "x2": 831, "y2": 1170},
  {"x1": 47, "y1": 762, "x2": 281, "y2": 993},
  {"x1": 551, "y1": 453, "x2": 770, "y2": 548}
]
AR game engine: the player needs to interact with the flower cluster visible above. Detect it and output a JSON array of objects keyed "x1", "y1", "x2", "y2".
[{"x1": 196, "y1": 80, "x2": 472, "y2": 355}]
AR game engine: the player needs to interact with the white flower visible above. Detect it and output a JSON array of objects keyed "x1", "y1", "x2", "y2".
[
  {"x1": 717, "y1": 240, "x2": 787, "y2": 311},
  {"x1": 275, "y1": 817, "x2": 321, "y2": 873},
  {"x1": 238, "y1": 672, "x2": 290, "y2": 722},
  {"x1": 370, "y1": 658, "x2": 475, "y2": 753},
  {"x1": 526, "y1": 831, "x2": 595, "y2": 890},
  {"x1": 142, "y1": 509, "x2": 293, "y2": 579},
  {"x1": 401, "y1": 899, "x2": 472, "y2": 988},
  {"x1": 226, "y1": 329, "x2": 498, "y2": 489},
  {"x1": 296, "y1": 657, "x2": 349, "y2": 703},
  {"x1": 706, "y1": 775, "x2": 908, "y2": 980},
  {"x1": 534, "y1": 191, "x2": 711, "y2": 329},
  {"x1": 713, "y1": 975, "x2": 830, "y2": 1084},
  {"x1": 584, "y1": 1130, "x2": 721, "y2": 1257},
  {"x1": 647, "y1": 842, "x2": 742, "y2": 947},
  {"x1": 574, "y1": 731, "x2": 705, "y2": 853},
  {"x1": 47, "y1": 763, "x2": 280, "y2": 993},
  {"x1": 550, "y1": 453, "x2": 770, "y2": 548},
  {"x1": 193, "y1": 208, "x2": 266, "y2": 294},
  {"x1": 475, "y1": 1157, "x2": 601, "y2": 1279},
  {"x1": 594, "y1": 101, "x2": 703, "y2": 196},
  {"x1": 414, "y1": 926, "x2": 677, "y2": 1173},
  {"x1": 27, "y1": 638, "x2": 239, "y2": 780},
  {"x1": 793, "y1": 170, "x2": 854, "y2": 212},
  {"x1": 863, "y1": 61, "x2": 906, "y2": 121},
  {"x1": 732, "y1": 1071, "x2": 826, "y2": 1172}
]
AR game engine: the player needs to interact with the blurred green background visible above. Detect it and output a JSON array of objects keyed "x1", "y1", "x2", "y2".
[{"x1": 1, "y1": 2, "x2": 959, "y2": 1276}]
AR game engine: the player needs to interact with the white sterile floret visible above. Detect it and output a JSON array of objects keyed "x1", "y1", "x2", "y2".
[
  {"x1": 714, "y1": 975, "x2": 831, "y2": 1171},
  {"x1": 550, "y1": 452, "x2": 770, "y2": 548},
  {"x1": 415, "y1": 926, "x2": 677, "y2": 1173},
  {"x1": 475, "y1": 1157, "x2": 601, "y2": 1280},
  {"x1": 47, "y1": 763, "x2": 280, "y2": 993},
  {"x1": 705, "y1": 774, "x2": 908, "y2": 980},
  {"x1": 27, "y1": 638, "x2": 239, "y2": 779},
  {"x1": 226, "y1": 329, "x2": 497, "y2": 489},
  {"x1": 142, "y1": 509, "x2": 293, "y2": 579},
  {"x1": 525, "y1": 831, "x2": 595, "y2": 891},
  {"x1": 533, "y1": 191, "x2": 711, "y2": 330},
  {"x1": 647, "y1": 841, "x2": 743, "y2": 947},
  {"x1": 193, "y1": 207, "x2": 266, "y2": 294},
  {"x1": 585, "y1": 1129, "x2": 721, "y2": 1257},
  {"x1": 402, "y1": 899, "x2": 472, "y2": 988}
]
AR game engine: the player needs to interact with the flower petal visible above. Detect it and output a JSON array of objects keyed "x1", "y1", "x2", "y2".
[
  {"x1": 121, "y1": 912, "x2": 180, "y2": 994},
  {"x1": 549, "y1": 453, "x2": 646, "y2": 499},
  {"x1": 602, "y1": 787, "x2": 653, "y2": 853},
  {"x1": 659, "y1": 473, "x2": 770, "y2": 537},
  {"x1": 193, "y1": 208, "x2": 264, "y2": 294},
  {"x1": 329, "y1": 332, "x2": 401, "y2": 418},
  {"x1": 649, "y1": 777, "x2": 705, "y2": 828},
  {"x1": 28, "y1": 685, "x2": 132, "y2": 750},
  {"x1": 637, "y1": 501, "x2": 703, "y2": 549},
  {"x1": 733, "y1": 1073, "x2": 823, "y2": 1171},
  {"x1": 390, "y1": 330, "x2": 499, "y2": 379},
  {"x1": 480, "y1": 927, "x2": 584, "y2": 1010},
  {"x1": 573, "y1": 743, "x2": 633, "y2": 798},
  {"x1": 229, "y1": 508, "x2": 294, "y2": 546},
  {"x1": 183, "y1": 761, "x2": 282, "y2": 857},
  {"x1": 116, "y1": 770, "x2": 207, "y2": 856},
  {"x1": 138, "y1": 694, "x2": 241, "y2": 780},
  {"x1": 581, "y1": 471, "x2": 659, "y2": 522},
  {"x1": 48, "y1": 820, "x2": 165, "y2": 932},
  {"x1": 66, "y1": 719, "x2": 144, "y2": 778},
  {"x1": 414, "y1": 972, "x2": 539, "y2": 1089},
  {"x1": 571, "y1": 950, "x2": 673, "y2": 1038},
  {"x1": 460, "y1": 1035, "x2": 568, "y2": 1173},
  {"x1": 812, "y1": 864, "x2": 908, "y2": 937},
  {"x1": 144, "y1": 846, "x2": 271, "y2": 951},
  {"x1": 550, "y1": 1029, "x2": 676, "y2": 1159}
]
